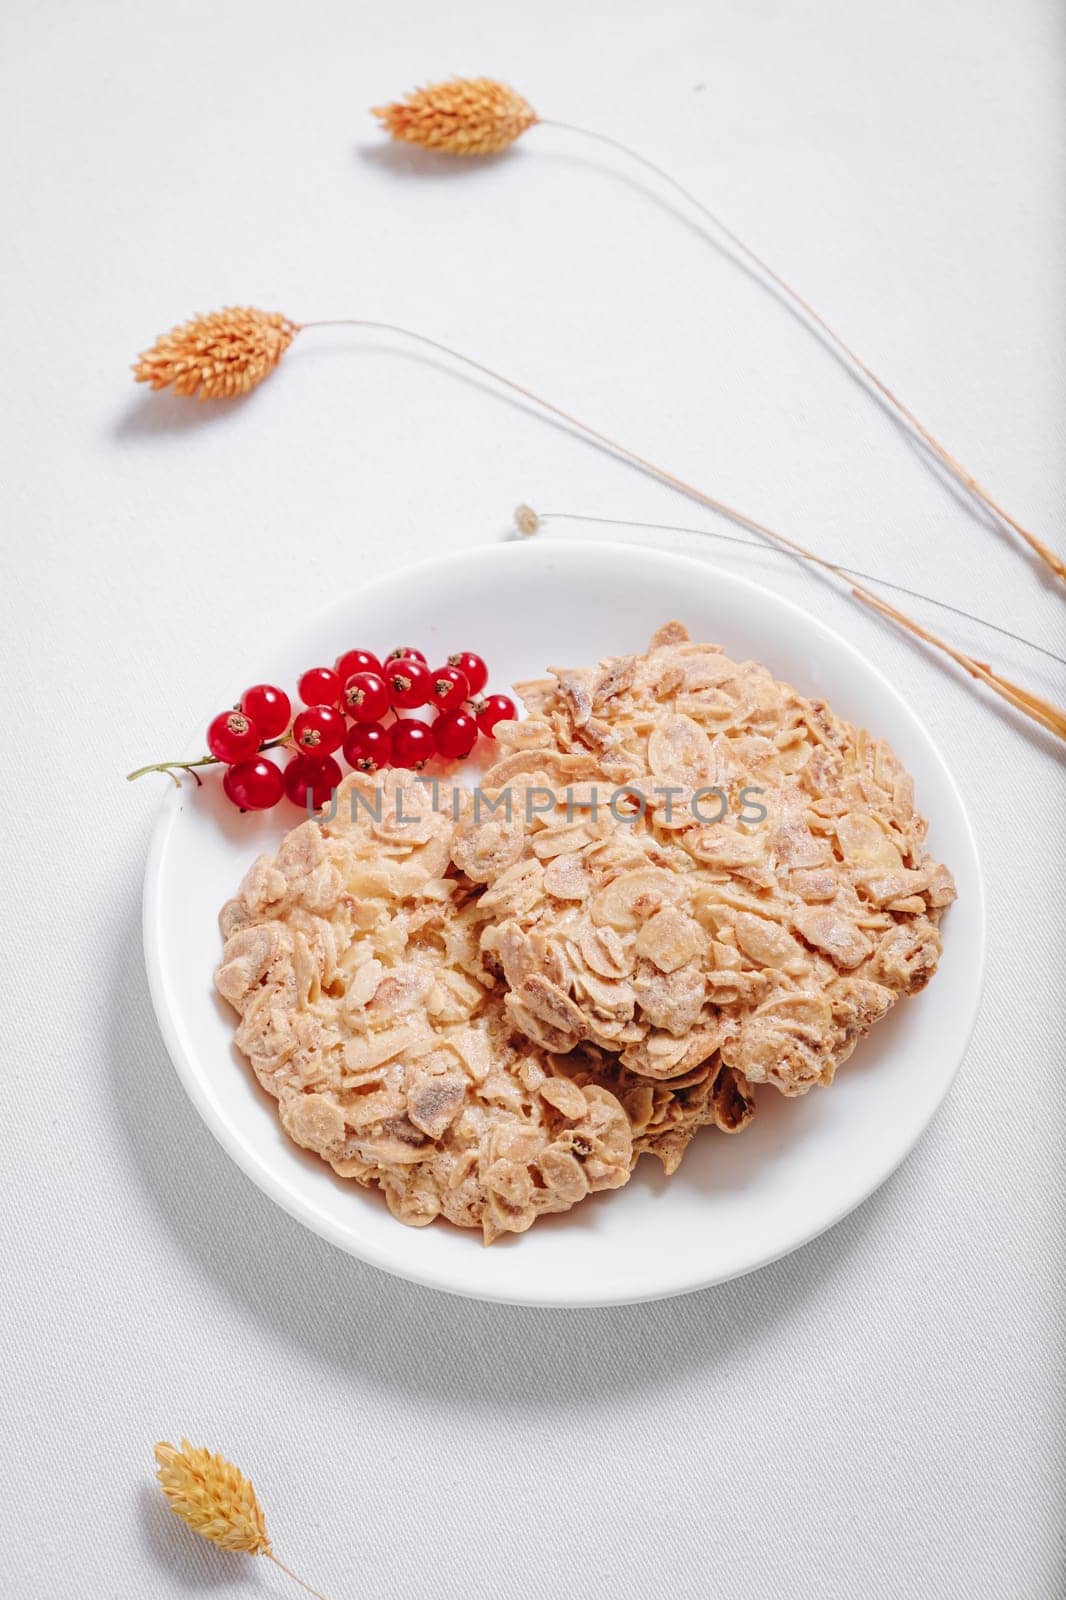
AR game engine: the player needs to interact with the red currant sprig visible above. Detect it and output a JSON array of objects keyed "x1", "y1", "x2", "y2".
[{"x1": 126, "y1": 642, "x2": 514, "y2": 806}]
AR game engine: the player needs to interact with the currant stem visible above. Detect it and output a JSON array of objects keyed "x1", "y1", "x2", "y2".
[{"x1": 125, "y1": 738, "x2": 290, "y2": 785}]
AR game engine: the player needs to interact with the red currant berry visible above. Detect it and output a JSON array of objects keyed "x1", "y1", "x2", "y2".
[
  {"x1": 343, "y1": 721, "x2": 390, "y2": 773},
  {"x1": 293, "y1": 705, "x2": 345, "y2": 755},
  {"x1": 385, "y1": 645, "x2": 428, "y2": 667},
  {"x1": 387, "y1": 657, "x2": 431, "y2": 710},
  {"x1": 207, "y1": 709, "x2": 261, "y2": 763},
  {"x1": 433, "y1": 709, "x2": 479, "y2": 760},
  {"x1": 335, "y1": 648, "x2": 382, "y2": 681},
  {"x1": 448, "y1": 651, "x2": 488, "y2": 696},
  {"x1": 342, "y1": 670, "x2": 390, "y2": 722},
  {"x1": 239, "y1": 683, "x2": 291, "y2": 740},
  {"x1": 283, "y1": 753, "x2": 342, "y2": 810},
  {"x1": 389, "y1": 719, "x2": 434, "y2": 770},
  {"x1": 475, "y1": 693, "x2": 517, "y2": 738},
  {"x1": 428, "y1": 664, "x2": 470, "y2": 711},
  {"x1": 297, "y1": 666, "x2": 342, "y2": 708},
  {"x1": 222, "y1": 757, "x2": 284, "y2": 811}
]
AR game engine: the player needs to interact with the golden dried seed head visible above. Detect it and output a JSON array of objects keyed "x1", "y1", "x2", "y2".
[
  {"x1": 133, "y1": 307, "x2": 298, "y2": 401},
  {"x1": 373, "y1": 76, "x2": 537, "y2": 156},
  {"x1": 154, "y1": 1439, "x2": 271, "y2": 1555}
]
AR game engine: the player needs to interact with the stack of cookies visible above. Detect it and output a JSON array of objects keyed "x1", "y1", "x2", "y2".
[{"x1": 216, "y1": 624, "x2": 954, "y2": 1243}]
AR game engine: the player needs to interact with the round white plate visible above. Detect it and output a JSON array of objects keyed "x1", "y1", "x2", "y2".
[{"x1": 144, "y1": 539, "x2": 985, "y2": 1307}]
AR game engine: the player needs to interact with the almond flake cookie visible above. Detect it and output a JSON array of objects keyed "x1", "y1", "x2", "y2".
[
  {"x1": 558, "y1": 1045, "x2": 755, "y2": 1176},
  {"x1": 215, "y1": 774, "x2": 633, "y2": 1243},
  {"x1": 455, "y1": 623, "x2": 956, "y2": 1097},
  {"x1": 445, "y1": 761, "x2": 757, "y2": 1170}
]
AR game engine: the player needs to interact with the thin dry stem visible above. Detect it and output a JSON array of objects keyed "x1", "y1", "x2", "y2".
[
  {"x1": 265, "y1": 1552, "x2": 334, "y2": 1600},
  {"x1": 133, "y1": 307, "x2": 1066, "y2": 741},
  {"x1": 855, "y1": 589, "x2": 1066, "y2": 738},
  {"x1": 527, "y1": 508, "x2": 1066, "y2": 667},
  {"x1": 535, "y1": 118, "x2": 1065, "y2": 582},
  {"x1": 303, "y1": 318, "x2": 1066, "y2": 739},
  {"x1": 369, "y1": 83, "x2": 1062, "y2": 574}
]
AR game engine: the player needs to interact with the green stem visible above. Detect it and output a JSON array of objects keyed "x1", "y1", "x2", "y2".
[{"x1": 126, "y1": 738, "x2": 290, "y2": 786}]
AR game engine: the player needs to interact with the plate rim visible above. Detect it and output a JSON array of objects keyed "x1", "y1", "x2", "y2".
[{"x1": 142, "y1": 537, "x2": 987, "y2": 1307}]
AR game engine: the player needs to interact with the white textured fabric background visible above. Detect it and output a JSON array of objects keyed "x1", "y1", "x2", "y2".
[{"x1": 2, "y1": 1, "x2": 1064, "y2": 1596}]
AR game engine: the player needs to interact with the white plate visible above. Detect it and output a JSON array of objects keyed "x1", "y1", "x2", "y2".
[{"x1": 144, "y1": 539, "x2": 985, "y2": 1307}]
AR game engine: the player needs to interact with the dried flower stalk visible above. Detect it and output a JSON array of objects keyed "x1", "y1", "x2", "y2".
[
  {"x1": 372, "y1": 76, "x2": 1064, "y2": 582},
  {"x1": 154, "y1": 1440, "x2": 330, "y2": 1598},
  {"x1": 134, "y1": 308, "x2": 299, "y2": 400},
  {"x1": 373, "y1": 77, "x2": 536, "y2": 155},
  {"x1": 522, "y1": 508, "x2": 1066, "y2": 668},
  {"x1": 854, "y1": 591, "x2": 1066, "y2": 739},
  {"x1": 132, "y1": 308, "x2": 1066, "y2": 742}
]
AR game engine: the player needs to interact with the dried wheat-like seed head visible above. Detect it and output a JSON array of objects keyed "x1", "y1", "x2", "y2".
[
  {"x1": 154, "y1": 1439, "x2": 271, "y2": 1555},
  {"x1": 133, "y1": 307, "x2": 298, "y2": 401},
  {"x1": 373, "y1": 77, "x2": 537, "y2": 155},
  {"x1": 514, "y1": 503, "x2": 540, "y2": 536}
]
